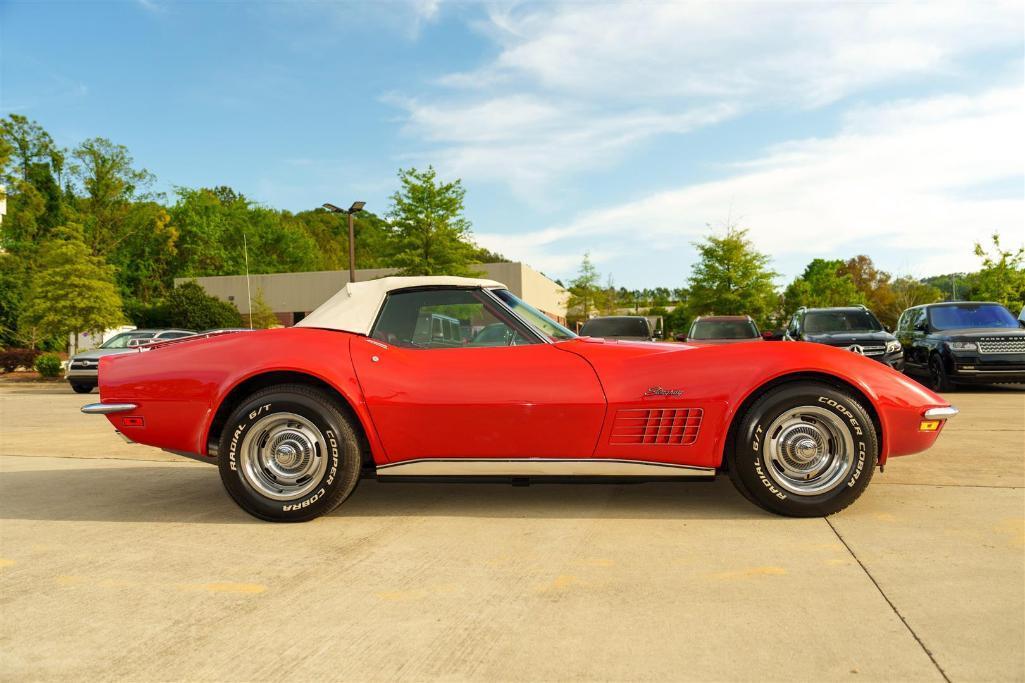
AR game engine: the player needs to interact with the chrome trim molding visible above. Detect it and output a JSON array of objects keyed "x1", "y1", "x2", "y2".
[
  {"x1": 479, "y1": 288, "x2": 554, "y2": 345},
  {"x1": 81, "y1": 402, "x2": 137, "y2": 415},
  {"x1": 376, "y1": 458, "x2": 716, "y2": 478},
  {"x1": 924, "y1": 406, "x2": 959, "y2": 420}
]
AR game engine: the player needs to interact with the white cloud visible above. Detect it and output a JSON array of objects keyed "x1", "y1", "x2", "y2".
[
  {"x1": 474, "y1": 86, "x2": 1025, "y2": 280},
  {"x1": 393, "y1": 93, "x2": 735, "y2": 192},
  {"x1": 394, "y1": 1, "x2": 1022, "y2": 196}
]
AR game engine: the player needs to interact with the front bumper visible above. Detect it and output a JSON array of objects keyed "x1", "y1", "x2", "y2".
[
  {"x1": 65, "y1": 367, "x2": 98, "y2": 380},
  {"x1": 876, "y1": 351, "x2": 904, "y2": 371},
  {"x1": 949, "y1": 352, "x2": 1025, "y2": 384},
  {"x1": 65, "y1": 371, "x2": 98, "y2": 388}
]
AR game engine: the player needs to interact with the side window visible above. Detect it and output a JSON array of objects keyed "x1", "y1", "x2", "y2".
[
  {"x1": 372, "y1": 289, "x2": 537, "y2": 349},
  {"x1": 914, "y1": 308, "x2": 928, "y2": 331}
]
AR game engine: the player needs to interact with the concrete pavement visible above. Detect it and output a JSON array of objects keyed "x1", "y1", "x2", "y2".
[{"x1": 1, "y1": 384, "x2": 1022, "y2": 681}]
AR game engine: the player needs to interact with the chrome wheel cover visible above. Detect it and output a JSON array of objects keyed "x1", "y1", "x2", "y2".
[
  {"x1": 239, "y1": 412, "x2": 328, "y2": 501},
  {"x1": 762, "y1": 406, "x2": 855, "y2": 496}
]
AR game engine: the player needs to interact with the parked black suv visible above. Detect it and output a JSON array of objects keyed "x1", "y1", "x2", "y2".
[
  {"x1": 895, "y1": 301, "x2": 1025, "y2": 391},
  {"x1": 784, "y1": 306, "x2": 903, "y2": 369}
]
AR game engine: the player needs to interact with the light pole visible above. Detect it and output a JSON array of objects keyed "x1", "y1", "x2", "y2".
[{"x1": 322, "y1": 201, "x2": 366, "y2": 283}]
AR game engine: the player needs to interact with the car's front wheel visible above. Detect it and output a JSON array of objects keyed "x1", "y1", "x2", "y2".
[
  {"x1": 928, "y1": 354, "x2": 954, "y2": 393},
  {"x1": 70, "y1": 382, "x2": 93, "y2": 394},
  {"x1": 728, "y1": 381, "x2": 877, "y2": 517},
  {"x1": 217, "y1": 384, "x2": 363, "y2": 522}
]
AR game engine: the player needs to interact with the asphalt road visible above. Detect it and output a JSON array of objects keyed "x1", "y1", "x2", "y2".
[{"x1": 1, "y1": 383, "x2": 1022, "y2": 682}]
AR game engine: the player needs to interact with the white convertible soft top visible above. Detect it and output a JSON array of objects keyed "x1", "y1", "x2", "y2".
[{"x1": 294, "y1": 275, "x2": 506, "y2": 335}]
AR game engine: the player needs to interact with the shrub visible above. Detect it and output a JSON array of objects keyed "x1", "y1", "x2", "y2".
[
  {"x1": 165, "y1": 282, "x2": 243, "y2": 330},
  {"x1": 0, "y1": 348, "x2": 41, "y2": 373},
  {"x1": 35, "y1": 353, "x2": 63, "y2": 378}
]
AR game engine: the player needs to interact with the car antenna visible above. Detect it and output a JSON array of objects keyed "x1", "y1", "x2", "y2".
[{"x1": 244, "y1": 232, "x2": 253, "y2": 330}]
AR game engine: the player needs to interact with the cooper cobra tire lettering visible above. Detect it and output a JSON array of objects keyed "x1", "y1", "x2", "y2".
[
  {"x1": 324, "y1": 429, "x2": 339, "y2": 485},
  {"x1": 818, "y1": 396, "x2": 863, "y2": 436},
  {"x1": 283, "y1": 488, "x2": 326, "y2": 512},
  {"x1": 848, "y1": 441, "x2": 867, "y2": 487}
]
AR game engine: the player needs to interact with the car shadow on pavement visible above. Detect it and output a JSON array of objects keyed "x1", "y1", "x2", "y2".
[
  {"x1": 0, "y1": 463, "x2": 768, "y2": 524},
  {"x1": 0, "y1": 383, "x2": 80, "y2": 395},
  {"x1": 339, "y1": 478, "x2": 765, "y2": 521}
]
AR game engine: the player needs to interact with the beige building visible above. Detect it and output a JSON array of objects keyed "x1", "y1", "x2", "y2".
[{"x1": 180, "y1": 262, "x2": 569, "y2": 326}]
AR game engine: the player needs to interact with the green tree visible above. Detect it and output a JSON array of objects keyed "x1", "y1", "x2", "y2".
[
  {"x1": 18, "y1": 224, "x2": 125, "y2": 349},
  {"x1": 567, "y1": 252, "x2": 602, "y2": 323},
  {"x1": 108, "y1": 203, "x2": 180, "y2": 311},
  {"x1": 0, "y1": 251, "x2": 30, "y2": 346},
  {"x1": 165, "y1": 281, "x2": 243, "y2": 330},
  {"x1": 70, "y1": 137, "x2": 154, "y2": 256},
  {"x1": 840, "y1": 255, "x2": 898, "y2": 326},
  {"x1": 0, "y1": 114, "x2": 55, "y2": 183},
  {"x1": 784, "y1": 259, "x2": 863, "y2": 314},
  {"x1": 972, "y1": 232, "x2": 1025, "y2": 313},
  {"x1": 248, "y1": 290, "x2": 280, "y2": 329},
  {"x1": 663, "y1": 306, "x2": 692, "y2": 339},
  {"x1": 890, "y1": 277, "x2": 943, "y2": 318},
  {"x1": 170, "y1": 187, "x2": 317, "y2": 278},
  {"x1": 686, "y1": 227, "x2": 778, "y2": 325},
  {"x1": 388, "y1": 166, "x2": 482, "y2": 276},
  {"x1": 921, "y1": 273, "x2": 976, "y2": 302}
]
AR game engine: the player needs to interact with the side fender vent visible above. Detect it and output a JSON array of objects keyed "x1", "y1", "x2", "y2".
[{"x1": 610, "y1": 408, "x2": 703, "y2": 446}]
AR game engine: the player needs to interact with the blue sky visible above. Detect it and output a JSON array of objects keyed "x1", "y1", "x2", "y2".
[{"x1": 2, "y1": 0, "x2": 1023, "y2": 288}]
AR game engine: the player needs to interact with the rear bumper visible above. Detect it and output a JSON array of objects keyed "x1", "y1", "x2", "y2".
[{"x1": 81, "y1": 402, "x2": 138, "y2": 415}]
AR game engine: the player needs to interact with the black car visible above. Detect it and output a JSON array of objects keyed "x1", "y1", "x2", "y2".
[
  {"x1": 579, "y1": 316, "x2": 661, "y2": 341},
  {"x1": 784, "y1": 306, "x2": 903, "y2": 370},
  {"x1": 895, "y1": 301, "x2": 1025, "y2": 391}
]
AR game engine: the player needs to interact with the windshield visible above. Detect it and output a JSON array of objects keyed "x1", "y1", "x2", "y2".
[
  {"x1": 929, "y1": 304, "x2": 1019, "y2": 330},
  {"x1": 580, "y1": 317, "x2": 651, "y2": 337},
  {"x1": 689, "y1": 319, "x2": 758, "y2": 340},
  {"x1": 491, "y1": 289, "x2": 576, "y2": 341},
  {"x1": 802, "y1": 310, "x2": 881, "y2": 334},
  {"x1": 100, "y1": 332, "x2": 155, "y2": 349}
]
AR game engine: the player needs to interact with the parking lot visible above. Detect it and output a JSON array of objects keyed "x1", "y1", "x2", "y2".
[{"x1": 1, "y1": 383, "x2": 1022, "y2": 682}]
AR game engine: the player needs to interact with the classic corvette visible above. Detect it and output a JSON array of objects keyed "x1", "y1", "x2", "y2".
[{"x1": 83, "y1": 276, "x2": 958, "y2": 522}]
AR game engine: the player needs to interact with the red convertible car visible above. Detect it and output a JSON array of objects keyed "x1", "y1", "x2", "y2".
[{"x1": 83, "y1": 276, "x2": 957, "y2": 522}]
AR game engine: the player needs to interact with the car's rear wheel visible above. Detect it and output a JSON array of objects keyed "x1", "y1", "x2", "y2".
[
  {"x1": 928, "y1": 354, "x2": 954, "y2": 393},
  {"x1": 70, "y1": 382, "x2": 93, "y2": 394},
  {"x1": 728, "y1": 381, "x2": 877, "y2": 517},
  {"x1": 217, "y1": 384, "x2": 362, "y2": 522}
]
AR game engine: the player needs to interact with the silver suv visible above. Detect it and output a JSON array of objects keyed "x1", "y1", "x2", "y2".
[{"x1": 66, "y1": 329, "x2": 194, "y2": 393}]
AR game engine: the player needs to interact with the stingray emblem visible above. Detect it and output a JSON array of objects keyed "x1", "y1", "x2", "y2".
[
  {"x1": 644, "y1": 387, "x2": 683, "y2": 397},
  {"x1": 846, "y1": 344, "x2": 865, "y2": 355}
]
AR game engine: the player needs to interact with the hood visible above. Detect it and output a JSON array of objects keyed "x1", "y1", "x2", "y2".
[
  {"x1": 935, "y1": 327, "x2": 1025, "y2": 340},
  {"x1": 803, "y1": 330, "x2": 895, "y2": 345},
  {"x1": 72, "y1": 347, "x2": 139, "y2": 360}
]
